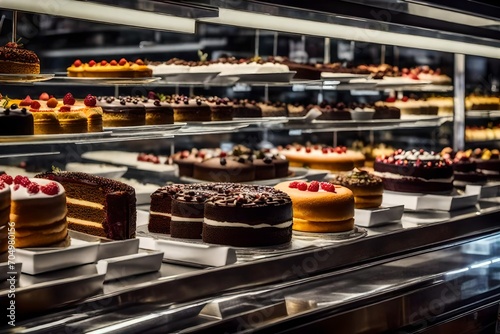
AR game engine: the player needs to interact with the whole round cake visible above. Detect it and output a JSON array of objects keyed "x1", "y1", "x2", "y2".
[
  {"x1": 97, "y1": 96, "x2": 146, "y2": 127},
  {"x1": 8, "y1": 175, "x2": 69, "y2": 248},
  {"x1": 0, "y1": 42, "x2": 40, "y2": 74},
  {"x1": 441, "y1": 148, "x2": 487, "y2": 187},
  {"x1": 373, "y1": 149, "x2": 454, "y2": 193},
  {"x1": 330, "y1": 169, "x2": 383, "y2": 209},
  {"x1": 279, "y1": 144, "x2": 365, "y2": 171},
  {"x1": 67, "y1": 58, "x2": 152, "y2": 78},
  {"x1": 203, "y1": 184, "x2": 293, "y2": 247},
  {"x1": 275, "y1": 180, "x2": 355, "y2": 233},
  {"x1": 0, "y1": 104, "x2": 34, "y2": 136}
]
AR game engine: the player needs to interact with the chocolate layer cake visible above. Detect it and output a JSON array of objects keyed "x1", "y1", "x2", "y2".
[
  {"x1": 373, "y1": 149, "x2": 454, "y2": 194},
  {"x1": 149, "y1": 184, "x2": 185, "y2": 234},
  {"x1": 140, "y1": 97, "x2": 174, "y2": 125},
  {"x1": 171, "y1": 95, "x2": 211, "y2": 122},
  {"x1": 97, "y1": 96, "x2": 146, "y2": 127},
  {"x1": 193, "y1": 156, "x2": 255, "y2": 182},
  {"x1": 36, "y1": 171, "x2": 136, "y2": 239},
  {"x1": 205, "y1": 96, "x2": 233, "y2": 121},
  {"x1": 203, "y1": 185, "x2": 293, "y2": 247},
  {"x1": 232, "y1": 99, "x2": 262, "y2": 118},
  {"x1": 314, "y1": 102, "x2": 351, "y2": 120},
  {"x1": 0, "y1": 104, "x2": 34, "y2": 135}
]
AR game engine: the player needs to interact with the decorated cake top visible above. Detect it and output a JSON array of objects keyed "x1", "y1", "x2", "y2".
[
  {"x1": 288, "y1": 180, "x2": 336, "y2": 193},
  {"x1": 376, "y1": 149, "x2": 451, "y2": 168},
  {"x1": 0, "y1": 174, "x2": 64, "y2": 199},
  {"x1": 0, "y1": 42, "x2": 39, "y2": 63},
  {"x1": 332, "y1": 169, "x2": 382, "y2": 187}
]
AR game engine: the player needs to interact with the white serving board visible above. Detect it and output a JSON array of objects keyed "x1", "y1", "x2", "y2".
[
  {"x1": 382, "y1": 190, "x2": 479, "y2": 211},
  {"x1": 96, "y1": 251, "x2": 163, "y2": 282},
  {"x1": 465, "y1": 183, "x2": 500, "y2": 199},
  {"x1": 354, "y1": 205, "x2": 404, "y2": 227}
]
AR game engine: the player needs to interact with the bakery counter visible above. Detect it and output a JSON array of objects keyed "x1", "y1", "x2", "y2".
[{"x1": 6, "y1": 198, "x2": 500, "y2": 332}]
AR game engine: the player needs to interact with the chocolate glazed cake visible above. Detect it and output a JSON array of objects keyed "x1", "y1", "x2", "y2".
[
  {"x1": 203, "y1": 185, "x2": 293, "y2": 247},
  {"x1": 373, "y1": 149, "x2": 454, "y2": 194},
  {"x1": 35, "y1": 171, "x2": 136, "y2": 239},
  {"x1": 148, "y1": 184, "x2": 185, "y2": 234}
]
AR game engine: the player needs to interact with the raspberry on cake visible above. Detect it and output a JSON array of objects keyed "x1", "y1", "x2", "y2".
[
  {"x1": 275, "y1": 180, "x2": 355, "y2": 233},
  {"x1": 35, "y1": 171, "x2": 136, "y2": 240},
  {"x1": 9, "y1": 176, "x2": 69, "y2": 248},
  {"x1": 330, "y1": 169, "x2": 383, "y2": 209},
  {"x1": 373, "y1": 149, "x2": 454, "y2": 194}
]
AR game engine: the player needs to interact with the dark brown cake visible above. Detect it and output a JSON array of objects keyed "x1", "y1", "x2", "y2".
[
  {"x1": 314, "y1": 102, "x2": 352, "y2": 120},
  {"x1": 0, "y1": 104, "x2": 34, "y2": 135},
  {"x1": 203, "y1": 185, "x2": 293, "y2": 247},
  {"x1": 373, "y1": 149, "x2": 454, "y2": 194},
  {"x1": 232, "y1": 99, "x2": 262, "y2": 118},
  {"x1": 171, "y1": 95, "x2": 211, "y2": 122},
  {"x1": 140, "y1": 97, "x2": 174, "y2": 125},
  {"x1": 35, "y1": 171, "x2": 136, "y2": 239},
  {"x1": 97, "y1": 96, "x2": 146, "y2": 127},
  {"x1": 148, "y1": 184, "x2": 185, "y2": 234},
  {"x1": 193, "y1": 156, "x2": 255, "y2": 182},
  {"x1": 205, "y1": 96, "x2": 233, "y2": 121}
]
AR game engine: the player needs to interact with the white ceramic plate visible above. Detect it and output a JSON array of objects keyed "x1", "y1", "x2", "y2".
[
  {"x1": 56, "y1": 76, "x2": 161, "y2": 84},
  {"x1": 320, "y1": 73, "x2": 370, "y2": 82},
  {"x1": 0, "y1": 131, "x2": 112, "y2": 144},
  {"x1": 65, "y1": 163, "x2": 128, "y2": 179},
  {"x1": 0, "y1": 73, "x2": 55, "y2": 83}
]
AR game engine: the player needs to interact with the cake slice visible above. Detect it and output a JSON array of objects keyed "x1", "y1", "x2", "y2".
[{"x1": 35, "y1": 171, "x2": 136, "y2": 239}]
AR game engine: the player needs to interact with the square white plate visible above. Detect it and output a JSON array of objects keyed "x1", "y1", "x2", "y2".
[{"x1": 354, "y1": 205, "x2": 404, "y2": 227}]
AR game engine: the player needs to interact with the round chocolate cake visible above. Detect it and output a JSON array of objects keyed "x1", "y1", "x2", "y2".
[
  {"x1": 203, "y1": 185, "x2": 293, "y2": 247},
  {"x1": 97, "y1": 96, "x2": 146, "y2": 127},
  {"x1": 373, "y1": 149, "x2": 454, "y2": 194}
]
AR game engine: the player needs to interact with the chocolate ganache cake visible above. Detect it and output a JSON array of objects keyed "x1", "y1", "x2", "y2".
[
  {"x1": 149, "y1": 184, "x2": 185, "y2": 234},
  {"x1": 0, "y1": 104, "x2": 34, "y2": 135},
  {"x1": 373, "y1": 149, "x2": 454, "y2": 193},
  {"x1": 203, "y1": 185, "x2": 293, "y2": 247},
  {"x1": 97, "y1": 96, "x2": 146, "y2": 127}
]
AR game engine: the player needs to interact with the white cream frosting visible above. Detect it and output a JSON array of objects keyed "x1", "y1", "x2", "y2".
[
  {"x1": 150, "y1": 211, "x2": 171, "y2": 217},
  {"x1": 171, "y1": 215, "x2": 204, "y2": 222},
  {"x1": 204, "y1": 218, "x2": 292, "y2": 229},
  {"x1": 10, "y1": 178, "x2": 65, "y2": 200}
]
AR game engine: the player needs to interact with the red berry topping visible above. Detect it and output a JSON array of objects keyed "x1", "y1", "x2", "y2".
[
  {"x1": 0, "y1": 174, "x2": 13, "y2": 185},
  {"x1": 305, "y1": 147, "x2": 311, "y2": 153},
  {"x1": 385, "y1": 97, "x2": 396, "y2": 103},
  {"x1": 297, "y1": 182, "x2": 308, "y2": 191},
  {"x1": 30, "y1": 101, "x2": 41, "y2": 110},
  {"x1": 289, "y1": 181, "x2": 300, "y2": 188},
  {"x1": 401, "y1": 96, "x2": 409, "y2": 102},
  {"x1": 101, "y1": 60, "x2": 107, "y2": 66},
  {"x1": 13, "y1": 184, "x2": 20, "y2": 191},
  {"x1": 14, "y1": 175, "x2": 30, "y2": 187},
  {"x1": 20, "y1": 95, "x2": 33, "y2": 107},
  {"x1": 0, "y1": 180, "x2": 4, "y2": 190},
  {"x1": 84, "y1": 94, "x2": 97, "y2": 107},
  {"x1": 59, "y1": 106, "x2": 71, "y2": 112},
  {"x1": 308, "y1": 181, "x2": 319, "y2": 192},
  {"x1": 46, "y1": 97, "x2": 58, "y2": 108},
  {"x1": 88, "y1": 60, "x2": 96, "y2": 67},
  {"x1": 41, "y1": 182, "x2": 59, "y2": 195},
  {"x1": 320, "y1": 182, "x2": 336, "y2": 193},
  {"x1": 39, "y1": 92, "x2": 50, "y2": 101},
  {"x1": 322, "y1": 148, "x2": 329, "y2": 154},
  {"x1": 73, "y1": 59, "x2": 82, "y2": 67},
  {"x1": 110, "y1": 60, "x2": 117, "y2": 66},
  {"x1": 135, "y1": 59, "x2": 144, "y2": 65},
  {"x1": 118, "y1": 58, "x2": 127, "y2": 66},
  {"x1": 63, "y1": 92, "x2": 76, "y2": 105},
  {"x1": 27, "y1": 183, "x2": 40, "y2": 194},
  {"x1": 219, "y1": 152, "x2": 227, "y2": 158}
]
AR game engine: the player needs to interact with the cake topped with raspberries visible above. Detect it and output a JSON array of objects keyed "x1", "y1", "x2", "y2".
[
  {"x1": 373, "y1": 149, "x2": 454, "y2": 194},
  {"x1": 0, "y1": 42, "x2": 40, "y2": 74},
  {"x1": 279, "y1": 144, "x2": 365, "y2": 171},
  {"x1": 275, "y1": 180, "x2": 355, "y2": 233},
  {"x1": 67, "y1": 58, "x2": 152, "y2": 78}
]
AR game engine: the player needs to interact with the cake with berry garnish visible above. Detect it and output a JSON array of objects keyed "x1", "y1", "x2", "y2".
[
  {"x1": 330, "y1": 169, "x2": 383, "y2": 209},
  {"x1": 232, "y1": 99, "x2": 262, "y2": 118},
  {"x1": 441, "y1": 148, "x2": 487, "y2": 187},
  {"x1": 36, "y1": 171, "x2": 136, "y2": 240},
  {"x1": 287, "y1": 103, "x2": 307, "y2": 117},
  {"x1": 8, "y1": 175, "x2": 69, "y2": 248},
  {"x1": 193, "y1": 155, "x2": 255, "y2": 182},
  {"x1": 0, "y1": 42, "x2": 40, "y2": 74},
  {"x1": 373, "y1": 149, "x2": 454, "y2": 194},
  {"x1": 0, "y1": 103, "x2": 34, "y2": 136},
  {"x1": 140, "y1": 93, "x2": 174, "y2": 125},
  {"x1": 204, "y1": 96, "x2": 233, "y2": 121},
  {"x1": 275, "y1": 180, "x2": 355, "y2": 233},
  {"x1": 314, "y1": 101, "x2": 352, "y2": 120},
  {"x1": 171, "y1": 149, "x2": 215, "y2": 177},
  {"x1": 97, "y1": 96, "x2": 146, "y2": 127},
  {"x1": 23, "y1": 94, "x2": 61, "y2": 134},
  {"x1": 203, "y1": 184, "x2": 293, "y2": 246},
  {"x1": 257, "y1": 101, "x2": 287, "y2": 117},
  {"x1": 57, "y1": 93, "x2": 88, "y2": 134},
  {"x1": 67, "y1": 58, "x2": 152, "y2": 78},
  {"x1": 170, "y1": 95, "x2": 212, "y2": 122},
  {"x1": 80, "y1": 94, "x2": 103, "y2": 132},
  {"x1": 279, "y1": 144, "x2": 365, "y2": 172}
]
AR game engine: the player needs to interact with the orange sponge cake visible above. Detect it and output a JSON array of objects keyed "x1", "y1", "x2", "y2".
[
  {"x1": 36, "y1": 171, "x2": 136, "y2": 240},
  {"x1": 275, "y1": 180, "x2": 355, "y2": 232},
  {"x1": 0, "y1": 176, "x2": 11, "y2": 253},
  {"x1": 8, "y1": 175, "x2": 68, "y2": 248}
]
